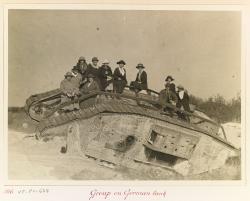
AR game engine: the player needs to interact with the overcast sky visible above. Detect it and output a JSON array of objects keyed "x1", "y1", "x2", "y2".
[{"x1": 8, "y1": 10, "x2": 241, "y2": 106}]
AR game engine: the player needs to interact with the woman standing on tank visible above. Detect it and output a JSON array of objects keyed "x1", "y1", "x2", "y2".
[
  {"x1": 98, "y1": 59, "x2": 113, "y2": 92},
  {"x1": 113, "y1": 60, "x2": 127, "y2": 94}
]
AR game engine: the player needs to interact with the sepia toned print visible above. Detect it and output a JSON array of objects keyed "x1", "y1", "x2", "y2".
[{"x1": 8, "y1": 9, "x2": 241, "y2": 180}]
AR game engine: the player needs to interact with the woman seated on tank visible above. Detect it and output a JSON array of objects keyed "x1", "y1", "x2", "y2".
[
  {"x1": 176, "y1": 85, "x2": 191, "y2": 122},
  {"x1": 60, "y1": 72, "x2": 81, "y2": 112},
  {"x1": 158, "y1": 83, "x2": 178, "y2": 117},
  {"x1": 80, "y1": 74, "x2": 100, "y2": 95},
  {"x1": 165, "y1": 75, "x2": 176, "y2": 93},
  {"x1": 129, "y1": 63, "x2": 148, "y2": 94}
]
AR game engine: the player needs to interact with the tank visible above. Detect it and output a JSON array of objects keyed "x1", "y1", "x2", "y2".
[{"x1": 24, "y1": 87, "x2": 239, "y2": 177}]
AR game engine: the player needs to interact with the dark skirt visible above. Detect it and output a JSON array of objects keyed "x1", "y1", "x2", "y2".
[{"x1": 113, "y1": 80, "x2": 127, "y2": 93}]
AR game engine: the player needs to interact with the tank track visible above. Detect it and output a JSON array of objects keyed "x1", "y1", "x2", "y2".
[
  {"x1": 36, "y1": 100, "x2": 235, "y2": 149},
  {"x1": 24, "y1": 88, "x2": 62, "y2": 120},
  {"x1": 25, "y1": 89, "x2": 61, "y2": 110}
]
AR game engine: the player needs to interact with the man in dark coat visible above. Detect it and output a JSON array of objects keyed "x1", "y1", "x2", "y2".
[
  {"x1": 113, "y1": 60, "x2": 127, "y2": 93},
  {"x1": 76, "y1": 56, "x2": 89, "y2": 82},
  {"x1": 98, "y1": 59, "x2": 113, "y2": 91},
  {"x1": 87, "y1": 57, "x2": 99, "y2": 78},
  {"x1": 165, "y1": 75, "x2": 176, "y2": 93},
  {"x1": 176, "y1": 85, "x2": 191, "y2": 121},
  {"x1": 76, "y1": 56, "x2": 88, "y2": 74},
  {"x1": 80, "y1": 74, "x2": 100, "y2": 94},
  {"x1": 130, "y1": 63, "x2": 148, "y2": 92},
  {"x1": 159, "y1": 83, "x2": 177, "y2": 116}
]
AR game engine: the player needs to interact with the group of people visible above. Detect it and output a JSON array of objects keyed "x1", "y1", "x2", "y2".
[
  {"x1": 60, "y1": 56, "x2": 148, "y2": 111},
  {"x1": 60, "y1": 56, "x2": 191, "y2": 121},
  {"x1": 159, "y1": 75, "x2": 191, "y2": 121}
]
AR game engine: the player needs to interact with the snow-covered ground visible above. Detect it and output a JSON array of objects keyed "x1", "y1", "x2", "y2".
[
  {"x1": 8, "y1": 130, "x2": 129, "y2": 180},
  {"x1": 219, "y1": 122, "x2": 241, "y2": 149}
]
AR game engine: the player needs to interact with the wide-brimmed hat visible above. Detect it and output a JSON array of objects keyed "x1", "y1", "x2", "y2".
[
  {"x1": 117, "y1": 60, "x2": 126, "y2": 65},
  {"x1": 78, "y1": 56, "x2": 85, "y2": 61},
  {"x1": 72, "y1": 65, "x2": 79, "y2": 71},
  {"x1": 87, "y1": 73, "x2": 95, "y2": 78},
  {"x1": 92, "y1": 57, "x2": 99, "y2": 62},
  {"x1": 102, "y1": 59, "x2": 109, "y2": 64},
  {"x1": 65, "y1": 72, "x2": 73, "y2": 78},
  {"x1": 136, "y1": 63, "x2": 145, "y2": 69},
  {"x1": 177, "y1": 85, "x2": 184, "y2": 90},
  {"x1": 165, "y1": 75, "x2": 174, "y2": 81}
]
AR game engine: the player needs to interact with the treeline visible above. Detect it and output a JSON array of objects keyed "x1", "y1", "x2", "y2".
[{"x1": 189, "y1": 93, "x2": 241, "y2": 123}]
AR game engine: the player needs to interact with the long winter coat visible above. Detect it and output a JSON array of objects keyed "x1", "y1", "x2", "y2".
[
  {"x1": 113, "y1": 67, "x2": 127, "y2": 93},
  {"x1": 80, "y1": 80, "x2": 100, "y2": 94},
  {"x1": 98, "y1": 65, "x2": 113, "y2": 91},
  {"x1": 176, "y1": 91, "x2": 190, "y2": 112},
  {"x1": 135, "y1": 71, "x2": 148, "y2": 90},
  {"x1": 159, "y1": 88, "x2": 177, "y2": 108}
]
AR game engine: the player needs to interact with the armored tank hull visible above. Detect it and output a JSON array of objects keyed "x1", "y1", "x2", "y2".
[{"x1": 25, "y1": 89, "x2": 238, "y2": 177}]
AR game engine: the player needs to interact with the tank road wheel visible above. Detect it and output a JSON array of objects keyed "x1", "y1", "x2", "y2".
[{"x1": 28, "y1": 103, "x2": 47, "y2": 121}]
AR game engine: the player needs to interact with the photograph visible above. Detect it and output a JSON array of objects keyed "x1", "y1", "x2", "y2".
[{"x1": 7, "y1": 9, "x2": 242, "y2": 181}]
